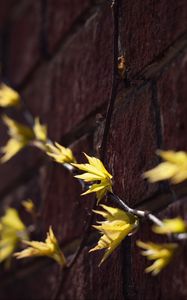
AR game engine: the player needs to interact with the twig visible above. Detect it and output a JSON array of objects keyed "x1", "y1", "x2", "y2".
[{"x1": 108, "y1": 192, "x2": 163, "y2": 226}]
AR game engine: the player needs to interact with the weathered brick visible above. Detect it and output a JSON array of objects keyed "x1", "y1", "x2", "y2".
[
  {"x1": 0, "y1": 1, "x2": 12, "y2": 30},
  {"x1": 21, "y1": 63, "x2": 53, "y2": 123},
  {"x1": 46, "y1": 0, "x2": 90, "y2": 53},
  {"x1": 120, "y1": 0, "x2": 187, "y2": 78},
  {"x1": 0, "y1": 260, "x2": 58, "y2": 300},
  {"x1": 157, "y1": 50, "x2": 187, "y2": 149},
  {"x1": 5, "y1": 1, "x2": 42, "y2": 85},
  {"x1": 105, "y1": 84, "x2": 160, "y2": 207},
  {"x1": 0, "y1": 147, "x2": 42, "y2": 197},
  {"x1": 0, "y1": 171, "x2": 42, "y2": 218},
  {"x1": 48, "y1": 3, "x2": 113, "y2": 137},
  {"x1": 59, "y1": 246, "x2": 124, "y2": 300},
  {"x1": 17, "y1": 3, "x2": 112, "y2": 139}
]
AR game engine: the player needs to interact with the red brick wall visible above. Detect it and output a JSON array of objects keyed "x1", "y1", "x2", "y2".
[{"x1": 0, "y1": 0, "x2": 187, "y2": 299}]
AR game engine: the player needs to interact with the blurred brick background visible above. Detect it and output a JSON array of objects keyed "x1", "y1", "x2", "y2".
[{"x1": 0, "y1": 0, "x2": 187, "y2": 299}]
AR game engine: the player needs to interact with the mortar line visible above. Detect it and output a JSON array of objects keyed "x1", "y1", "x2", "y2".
[{"x1": 100, "y1": 0, "x2": 120, "y2": 161}]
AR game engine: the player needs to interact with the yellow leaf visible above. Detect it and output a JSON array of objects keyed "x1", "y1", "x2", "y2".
[
  {"x1": 14, "y1": 226, "x2": 66, "y2": 266},
  {"x1": 0, "y1": 115, "x2": 34, "y2": 163},
  {"x1": 0, "y1": 208, "x2": 28, "y2": 263},
  {"x1": 1, "y1": 115, "x2": 48, "y2": 162},
  {"x1": 137, "y1": 240, "x2": 177, "y2": 275},
  {"x1": 152, "y1": 218, "x2": 187, "y2": 234},
  {"x1": 46, "y1": 142, "x2": 76, "y2": 164},
  {"x1": 72, "y1": 154, "x2": 112, "y2": 202},
  {"x1": 90, "y1": 205, "x2": 138, "y2": 264},
  {"x1": 143, "y1": 150, "x2": 187, "y2": 184},
  {"x1": 1, "y1": 208, "x2": 25, "y2": 231},
  {"x1": 1, "y1": 139, "x2": 27, "y2": 163},
  {"x1": 33, "y1": 117, "x2": 47, "y2": 142},
  {"x1": 21, "y1": 199, "x2": 35, "y2": 214},
  {"x1": 0, "y1": 84, "x2": 20, "y2": 107}
]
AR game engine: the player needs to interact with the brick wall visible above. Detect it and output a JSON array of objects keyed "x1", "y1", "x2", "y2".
[{"x1": 0, "y1": 0, "x2": 187, "y2": 299}]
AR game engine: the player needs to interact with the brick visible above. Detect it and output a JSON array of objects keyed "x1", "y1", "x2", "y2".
[
  {"x1": 17, "y1": 3, "x2": 112, "y2": 139},
  {"x1": 18, "y1": 60, "x2": 61, "y2": 142},
  {"x1": 46, "y1": 0, "x2": 90, "y2": 53},
  {"x1": 105, "y1": 84, "x2": 160, "y2": 207},
  {"x1": 131, "y1": 198, "x2": 187, "y2": 300},
  {"x1": 5, "y1": 1, "x2": 42, "y2": 85},
  {"x1": 41, "y1": 134, "x2": 96, "y2": 244},
  {"x1": 0, "y1": 260, "x2": 58, "y2": 300},
  {"x1": 0, "y1": 172, "x2": 42, "y2": 219},
  {"x1": 120, "y1": 0, "x2": 187, "y2": 78},
  {"x1": 48, "y1": 4, "x2": 113, "y2": 137},
  {"x1": 59, "y1": 246, "x2": 124, "y2": 300},
  {"x1": 0, "y1": 147, "x2": 42, "y2": 197},
  {"x1": 157, "y1": 50, "x2": 187, "y2": 149},
  {"x1": 0, "y1": 1, "x2": 12, "y2": 30},
  {"x1": 21, "y1": 63, "x2": 53, "y2": 123}
]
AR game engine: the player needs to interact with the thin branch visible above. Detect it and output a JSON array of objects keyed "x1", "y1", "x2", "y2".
[{"x1": 108, "y1": 192, "x2": 163, "y2": 226}]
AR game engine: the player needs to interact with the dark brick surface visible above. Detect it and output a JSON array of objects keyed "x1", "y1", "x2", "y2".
[
  {"x1": 157, "y1": 50, "x2": 187, "y2": 150},
  {"x1": 19, "y1": 3, "x2": 113, "y2": 139},
  {"x1": 120, "y1": 0, "x2": 187, "y2": 78},
  {"x1": 59, "y1": 246, "x2": 124, "y2": 300},
  {"x1": 0, "y1": 146, "x2": 43, "y2": 197},
  {"x1": 0, "y1": 1, "x2": 12, "y2": 30},
  {"x1": 106, "y1": 84, "x2": 160, "y2": 206},
  {"x1": 46, "y1": 0, "x2": 90, "y2": 53},
  {"x1": 0, "y1": 260, "x2": 58, "y2": 300},
  {"x1": 6, "y1": 1, "x2": 42, "y2": 86},
  {"x1": 50, "y1": 3, "x2": 113, "y2": 137},
  {"x1": 0, "y1": 170, "x2": 43, "y2": 223},
  {"x1": 21, "y1": 63, "x2": 53, "y2": 123}
]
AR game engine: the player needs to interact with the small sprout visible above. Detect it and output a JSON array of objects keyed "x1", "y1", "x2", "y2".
[
  {"x1": 90, "y1": 205, "x2": 138, "y2": 264},
  {"x1": 33, "y1": 117, "x2": 47, "y2": 143},
  {"x1": 152, "y1": 218, "x2": 187, "y2": 235},
  {"x1": 1, "y1": 115, "x2": 34, "y2": 163},
  {"x1": 118, "y1": 55, "x2": 126, "y2": 79},
  {"x1": 72, "y1": 153, "x2": 112, "y2": 203},
  {"x1": 46, "y1": 142, "x2": 76, "y2": 164},
  {"x1": 21, "y1": 199, "x2": 36, "y2": 215},
  {"x1": 0, "y1": 208, "x2": 28, "y2": 263},
  {"x1": 136, "y1": 240, "x2": 178, "y2": 275},
  {"x1": 143, "y1": 150, "x2": 187, "y2": 184},
  {"x1": 0, "y1": 84, "x2": 20, "y2": 107},
  {"x1": 1, "y1": 115, "x2": 48, "y2": 162},
  {"x1": 14, "y1": 227, "x2": 66, "y2": 266}
]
